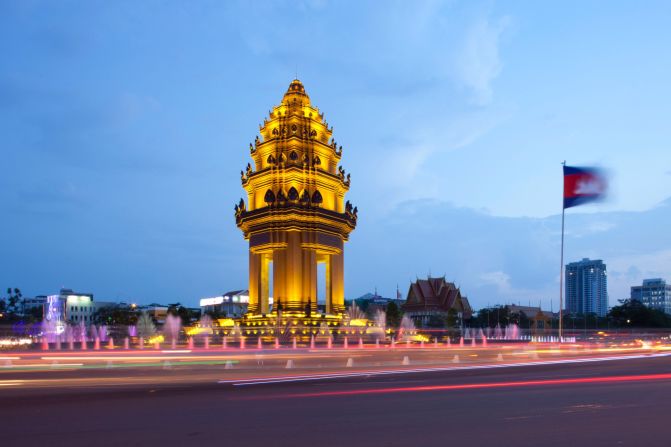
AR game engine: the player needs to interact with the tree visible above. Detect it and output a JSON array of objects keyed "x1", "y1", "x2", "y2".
[
  {"x1": 5, "y1": 288, "x2": 22, "y2": 314},
  {"x1": 608, "y1": 299, "x2": 671, "y2": 328},
  {"x1": 446, "y1": 308, "x2": 458, "y2": 328},
  {"x1": 136, "y1": 312, "x2": 156, "y2": 338},
  {"x1": 386, "y1": 301, "x2": 402, "y2": 328},
  {"x1": 94, "y1": 305, "x2": 138, "y2": 326}
]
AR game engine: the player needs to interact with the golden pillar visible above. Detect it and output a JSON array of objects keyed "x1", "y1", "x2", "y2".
[{"x1": 235, "y1": 79, "x2": 357, "y2": 322}]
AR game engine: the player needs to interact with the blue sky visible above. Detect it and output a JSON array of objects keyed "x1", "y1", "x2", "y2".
[{"x1": 1, "y1": 1, "x2": 670, "y2": 309}]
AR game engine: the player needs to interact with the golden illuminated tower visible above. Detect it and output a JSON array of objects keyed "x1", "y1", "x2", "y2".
[{"x1": 235, "y1": 79, "x2": 357, "y2": 322}]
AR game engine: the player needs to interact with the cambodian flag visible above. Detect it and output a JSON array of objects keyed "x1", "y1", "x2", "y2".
[{"x1": 563, "y1": 165, "x2": 607, "y2": 209}]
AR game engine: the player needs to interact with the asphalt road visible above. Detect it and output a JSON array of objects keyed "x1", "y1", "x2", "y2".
[{"x1": 1, "y1": 354, "x2": 670, "y2": 447}]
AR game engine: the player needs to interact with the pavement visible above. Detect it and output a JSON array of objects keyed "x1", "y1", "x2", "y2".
[{"x1": 1, "y1": 344, "x2": 670, "y2": 446}]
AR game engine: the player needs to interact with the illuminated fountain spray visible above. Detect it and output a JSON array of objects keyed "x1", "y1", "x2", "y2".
[
  {"x1": 318, "y1": 321, "x2": 332, "y2": 347},
  {"x1": 98, "y1": 325, "x2": 108, "y2": 342},
  {"x1": 504, "y1": 324, "x2": 520, "y2": 340},
  {"x1": 366, "y1": 309, "x2": 387, "y2": 342},
  {"x1": 397, "y1": 315, "x2": 416, "y2": 343},
  {"x1": 164, "y1": 314, "x2": 181, "y2": 349},
  {"x1": 197, "y1": 314, "x2": 213, "y2": 348},
  {"x1": 274, "y1": 337, "x2": 279, "y2": 349},
  {"x1": 123, "y1": 337, "x2": 129, "y2": 349},
  {"x1": 494, "y1": 324, "x2": 503, "y2": 340},
  {"x1": 310, "y1": 335, "x2": 315, "y2": 349}
]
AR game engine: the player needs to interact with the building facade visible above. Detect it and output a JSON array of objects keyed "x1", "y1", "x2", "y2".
[
  {"x1": 565, "y1": 258, "x2": 608, "y2": 317},
  {"x1": 403, "y1": 277, "x2": 472, "y2": 327},
  {"x1": 631, "y1": 278, "x2": 671, "y2": 315},
  {"x1": 505, "y1": 305, "x2": 554, "y2": 335},
  {"x1": 200, "y1": 290, "x2": 256, "y2": 317}
]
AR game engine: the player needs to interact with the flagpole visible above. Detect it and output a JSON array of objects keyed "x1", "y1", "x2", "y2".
[{"x1": 559, "y1": 161, "x2": 566, "y2": 341}]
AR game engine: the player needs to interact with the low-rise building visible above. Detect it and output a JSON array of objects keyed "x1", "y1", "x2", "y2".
[
  {"x1": 402, "y1": 277, "x2": 472, "y2": 327},
  {"x1": 200, "y1": 290, "x2": 258, "y2": 317},
  {"x1": 506, "y1": 304, "x2": 554, "y2": 334}
]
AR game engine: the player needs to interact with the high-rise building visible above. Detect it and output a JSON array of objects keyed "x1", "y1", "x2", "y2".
[
  {"x1": 631, "y1": 278, "x2": 671, "y2": 315},
  {"x1": 565, "y1": 258, "x2": 608, "y2": 317}
]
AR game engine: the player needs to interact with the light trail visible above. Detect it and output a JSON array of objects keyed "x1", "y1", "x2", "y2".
[
  {"x1": 223, "y1": 352, "x2": 671, "y2": 386},
  {"x1": 278, "y1": 373, "x2": 671, "y2": 399}
]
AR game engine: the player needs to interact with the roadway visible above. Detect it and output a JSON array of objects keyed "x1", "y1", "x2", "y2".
[{"x1": 1, "y1": 348, "x2": 670, "y2": 446}]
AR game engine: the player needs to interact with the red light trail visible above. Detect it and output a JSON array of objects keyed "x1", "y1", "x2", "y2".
[{"x1": 276, "y1": 373, "x2": 671, "y2": 399}]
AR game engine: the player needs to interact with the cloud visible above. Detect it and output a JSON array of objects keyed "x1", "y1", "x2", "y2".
[
  {"x1": 480, "y1": 271, "x2": 512, "y2": 293},
  {"x1": 455, "y1": 15, "x2": 511, "y2": 105},
  {"x1": 347, "y1": 196, "x2": 671, "y2": 311}
]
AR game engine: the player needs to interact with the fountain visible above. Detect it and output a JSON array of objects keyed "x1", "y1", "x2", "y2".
[
  {"x1": 257, "y1": 338, "x2": 262, "y2": 350},
  {"x1": 274, "y1": 337, "x2": 279, "y2": 349},
  {"x1": 366, "y1": 309, "x2": 387, "y2": 341},
  {"x1": 464, "y1": 327, "x2": 472, "y2": 340},
  {"x1": 108, "y1": 337, "x2": 114, "y2": 349},
  {"x1": 222, "y1": 336, "x2": 228, "y2": 349},
  {"x1": 343, "y1": 337, "x2": 348, "y2": 349},
  {"x1": 310, "y1": 335, "x2": 315, "y2": 349},
  {"x1": 358, "y1": 337, "x2": 363, "y2": 349},
  {"x1": 494, "y1": 324, "x2": 503, "y2": 339},
  {"x1": 98, "y1": 325, "x2": 108, "y2": 342},
  {"x1": 397, "y1": 315, "x2": 417, "y2": 342},
  {"x1": 94, "y1": 338, "x2": 100, "y2": 350},
  {"x1": 504, "y1": 323, "x2": 520, "y2": 340},
  {"x1": 459, "y1": 337, "x2": 464, "y2": 347},
  {"x1": 164, "y1": 314, "x2": 181, "y2": 349},
  {"x1": 292, "y1": 337, "x2": 297, "y2": 350},
  {"x1": 204, "y1": 337, "x2": 210, "y2": 349},
  {"x1": 124, "y1": 337, "x2": 129, "y2": 349},
  {"x1": 239, "y1": 337, "x2": 245, "y2": 349}
]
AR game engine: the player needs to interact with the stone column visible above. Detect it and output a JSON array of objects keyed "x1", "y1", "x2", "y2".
[
  {"x1": 260, "y1": 254, "x2": 270, "y2": 314},
  {"x1": 248, "y1": 251, "x2": 261, "y2": 314},
  {"x1": 330, "y1": 252, "x2": 345, "y2": 314}
]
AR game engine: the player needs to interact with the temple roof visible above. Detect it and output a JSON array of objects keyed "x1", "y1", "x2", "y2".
[{"x1": 403, "y1": 276, "x2": 471, "y2": 317}]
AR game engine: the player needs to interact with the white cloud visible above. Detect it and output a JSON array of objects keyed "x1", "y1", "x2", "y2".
[
  {"x1": 480, "y1": 271, "x2": 512, "y2": 293},
  {"x1": 455, "y1": 15, "x2": 511, "y2": 106}
]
